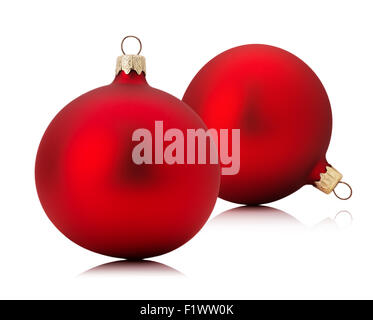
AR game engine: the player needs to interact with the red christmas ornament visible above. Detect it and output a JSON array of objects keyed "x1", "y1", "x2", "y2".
[
  {"x1": 183, "y1": 44, "x2": 351, "y2": 205},
  {"x1": 35, "y1": 36, "x2": 220, "y2": 259}
]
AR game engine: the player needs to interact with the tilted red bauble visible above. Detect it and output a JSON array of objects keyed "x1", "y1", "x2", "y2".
[
  {"x1": 183, "y1": 44, "x2": 349, "y2": 205},
  {"x1": 35, "y1": 40, "x2": 220, "y2": 259}
]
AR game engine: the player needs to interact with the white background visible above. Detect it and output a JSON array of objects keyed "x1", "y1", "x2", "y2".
[{"x1": 0, "y1": 0, "x2": 372, "y2": 299}]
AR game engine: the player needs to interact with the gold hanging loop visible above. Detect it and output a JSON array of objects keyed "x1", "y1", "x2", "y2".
[
  {"x1": 333, "y1": 181, "x2": 352, "y2": 200},
  {"x1": 121, "y1": 35, "x2": 142, "y2": 55}
]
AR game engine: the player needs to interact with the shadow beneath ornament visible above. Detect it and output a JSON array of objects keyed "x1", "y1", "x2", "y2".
[
  {"x1": 80, "y1": 260, "x2": 184, "y2": 278},
  {"x1": 211, "y1": 205, "x2": 304, "y2": 229}
]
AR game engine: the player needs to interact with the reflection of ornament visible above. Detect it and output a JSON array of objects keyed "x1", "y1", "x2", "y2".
[
  {"x1": 35, "y1": 36, "x2": 220, "y2": 259},
  {"x1": 212, "y1": 206, "x2": 303, "y2": 228},
  {"x1": 334, "y1": 210, "x2": 353, "y2": 228},
  {"x1": 82, "y1": 260, "x2": 182, "y2": 277},
  {"x1": 314, "y1": 210, "x2": 353, "y2": 231},
  {"x1": 183, "y1": 44, "x2": 351, "y2": 205}
]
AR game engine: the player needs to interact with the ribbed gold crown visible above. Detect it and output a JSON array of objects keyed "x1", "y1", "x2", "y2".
[
  {"x1": 314, "y1": 166, "x2": 343, "y2": 194},
  {"x1": 115, "y1": 55, "x2": 146, "y2": 76}
]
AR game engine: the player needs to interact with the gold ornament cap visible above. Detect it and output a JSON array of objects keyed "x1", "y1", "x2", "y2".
[
  {"x1": 115, "y1": 35, "x2": 146, "y2": 75},
  {"x1": 314, "y1": 166, "x2": 342, "y2": 194},
  {"x1": 314, "y1": 165, "x2": 352, "y2": 200},
  {"x1": 116, "y1": 55, "x2": 146, "y2": 75}
]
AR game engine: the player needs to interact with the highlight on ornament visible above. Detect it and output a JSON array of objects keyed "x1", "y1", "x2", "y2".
[{"x1": 132, "y1": 121, "x2": 241, "y2": 176}]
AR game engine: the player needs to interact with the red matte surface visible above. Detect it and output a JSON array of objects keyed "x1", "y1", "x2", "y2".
[
  {"x1": 35, "y1": 71, "x2": 220, "y2": 259},
  {"x1": 183, "y1": 45, "x2": 332, "y2": 205}
]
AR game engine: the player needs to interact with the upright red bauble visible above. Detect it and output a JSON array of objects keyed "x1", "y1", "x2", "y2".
[
  {"x1": 35, "y1": 41, "x2": 220, "y2": 259},
  {"x1": 183, "y1": 44, "x2": 337, "y2": 205}
]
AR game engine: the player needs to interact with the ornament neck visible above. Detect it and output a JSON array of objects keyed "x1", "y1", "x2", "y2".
[
  {"x1": 311, "y1": 161, "x2": 352, "y2": 200},
  {"x1": 113, "y1": 71, "x2": 148, "y2": 85}
]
